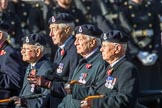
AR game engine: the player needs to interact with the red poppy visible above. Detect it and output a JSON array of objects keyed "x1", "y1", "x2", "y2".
[
  {"x1": 30, "y1": 69, "x2": 36, "y2": 76},
  {"x1": 0, "y1": 50, "x2": 6, "y2": 56},
  {"x1": 107, "y1": 68, "x2": 114, "y2": 76},
  {"x1": 61, "y1": 49, "x2": 65, "y2": 56},
  {"x1": 86, "y1": 64, "x2": 92, "y2": 69}
]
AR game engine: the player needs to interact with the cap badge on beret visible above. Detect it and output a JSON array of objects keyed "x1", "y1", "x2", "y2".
[
  {"x1": 79, "y1": 26, "x2": 82, "y2": 33},
  {"x1": 52, "y1": 16, "x2": 56, "y2": 22},
  {"x1": 25, "y1": 37, "x2": 29, "y2": 43},
  {"x1": 103, "y1": 33, "x2": 107, "y2": 40}
]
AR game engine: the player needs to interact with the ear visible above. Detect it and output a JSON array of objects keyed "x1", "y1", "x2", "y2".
[
  {"x1": 90, "y1": 38, "x2": 97, "y2": 47},
  {"x1": 36, "y1": 48, "x2": 41, "y2": 57},
  {"x1": 115, "y1": 44, "x2": 122, "y2": 54},
  {"x1": 65, "y1": 26, "x2": 70, "y2": 34}
]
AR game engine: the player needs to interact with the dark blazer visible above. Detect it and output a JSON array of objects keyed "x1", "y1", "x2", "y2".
[
  {"x1": 0, "y1": 42, "x2": 24, "y2": 107},
  {"x1": 48, "y1": 36, "x2": 81, "y2": 108},
  {"x1": 93, "y1": 57, "x2": 139, "y2": 108},
  {"x1": 17, "y1": 57, "x2": 53, "y2": 108},
  {"x1": 58, "y1": 49, "x2": 108, "y2": 108}
]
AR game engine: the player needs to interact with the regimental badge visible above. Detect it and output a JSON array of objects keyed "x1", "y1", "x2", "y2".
[
  {"x1": 57, "y1": 63, "x2": 64, "y2": 73},
  {"x1": 105, "y1": 76, "x2": 116, "y2": 89},
  {"x1": 26, "y1": 36, "x2": 29, "y2": 43},
  {"x1": 31, "y1": 84, "x2": 35, "y2": 93},
  {"x1": 52, "y1": 16, "x2": 56, "y2": 22},
  {"x1": 103, "y1": 33, "x2": 107, "y2": 40},
  {"x1": 79, "y1": 26, "x2": 82, "y2": 33},
  {"x1": 79, "y1": 73, "x2": 87, "y2": 84}
]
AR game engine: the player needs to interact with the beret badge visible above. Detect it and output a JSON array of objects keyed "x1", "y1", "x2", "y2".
[
  {"x1": 103, "y1": 33, "x2": 107, "y2": 40},
  {"x1": 52, "y1": 16, "x2": 56, "y2": 22},
  {"x1": 79, "y1": 26, "x2": 82, "y2": 33},
  {"x1": 26, "y1": 37, "x2": 29, "y2": 43}
]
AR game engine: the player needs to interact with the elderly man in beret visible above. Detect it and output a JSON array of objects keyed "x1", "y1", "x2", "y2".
[
  {"x1": 81, "y1": 30, "x2": 139, "y2": 108},
  {"x1": 28, "y1": 13, "x2": 81, "y2": 108},
  {"x1": 11, "y1": 34, "x2": 53, "y2": 108},
  {"x1": 0, "y1": 21, "x2": 24, "y2": 108},
  {"x1": 58, "y1": 24, "x2": 108, "y2": 108}
]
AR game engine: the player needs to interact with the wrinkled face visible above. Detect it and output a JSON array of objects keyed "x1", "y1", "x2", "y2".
[
  {"x1": 21, "y1": 44, "x2": 38, "y2": 63},
  {"x1": 49, "y1": 24, "x2": 67, "y2": 46},
  {"x1": 74, "y1": 34, "x2": 93, "y2": 56},
  {"x1": 100, "y1": 41, "x2": 117, "y2": 62},
  {"x1": 57, "y1": 0, "x2": 72, "y2": 5},
  {"x1": 132, "y1": 0, "x2": 143, "y2": 3},
  {"x1": 0, "y1": 0, "x2": 8, "y2": 10}
]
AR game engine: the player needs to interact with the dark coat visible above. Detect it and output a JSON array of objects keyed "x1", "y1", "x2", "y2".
[
  {"x1": 17, "y1": 57, "x2": 53, "y2": 108},
  {"x1": 58, "y1": 49, "x2": 108, "y2": 108},
  {"x1": 92, "y1": 57, "x2": 139, "y2": 108},
  {"x1": 48, "y1": 36, "x2": 81, "y2": 108},
  {"x1": 0, "y1": 41, "x2": 24, "y2": 107}
]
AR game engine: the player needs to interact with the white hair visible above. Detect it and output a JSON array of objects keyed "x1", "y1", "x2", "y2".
[
  {"x1": 113, "y1": 42, "x2": 127, "y2": 52},
  {"x1": 33, "y1": 43, "x2": 46, "y2": 55},
  {"x1": 2, "y1": 31, "x2": 8, "y2": 40},
  {"x1": 58, "y1": 22, "x2": 75, "y2": 30},
  {"x1": 86, "y1": 35, "x2": 101, "y2": 47},
  {"x1": 122, "y1": 43, "x2": 127, "y2": 52}
]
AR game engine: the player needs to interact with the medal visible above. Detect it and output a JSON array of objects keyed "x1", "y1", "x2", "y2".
[
  {"x1": 105, "y1": 67, "x2": 116, "y2": 89},
  {"x1": 57, "y1": 63, "x2": 64, "y2": 73},
  {"x1": 29, "y1": 68, "x2": 36, "y2": 92},
  {"x1": 79, "y1": 73, "x2": 87, "y2": 84}
]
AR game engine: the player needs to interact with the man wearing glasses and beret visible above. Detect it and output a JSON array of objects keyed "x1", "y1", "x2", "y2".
[{"x1": 12, "y1": 33, "x2": 53, "y2": 108}]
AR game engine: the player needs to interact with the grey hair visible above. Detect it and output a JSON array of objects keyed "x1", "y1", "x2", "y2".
[
  {"x1": 58, "y1": 22, "x2": 75, "y2": 30},
  {"x1": 86, "y1": 35, "x2": 101, "y2": 46},
  {"x1": 2, "y1": 31, "x2": 8, "y2": 40},
  {"x1": 114, "y1": 43, "x2": 127, "y2": 52},
  {"x1": 122, "y1": 43, "x2": 127, "y2": 52},
  {"x1": 33, "y1": 43, "x2": 46, "y2": 55}
]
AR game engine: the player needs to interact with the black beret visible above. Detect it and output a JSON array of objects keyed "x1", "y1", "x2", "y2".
[
  {"x1": 48, "y1": 13, "x2": 74, "y2": 24},
  {"x1": 0, "y1": 20, "x2": 10, "y2": 31},
  {"x1": 22, "y1": 33, "x2": 46, "y2": 46},
  {"x1": 75, "y1": 24, "x2": 102, "y2": 38},
  {"x1": 101, "y1": 30, "x2": 128, "y2": 43}
]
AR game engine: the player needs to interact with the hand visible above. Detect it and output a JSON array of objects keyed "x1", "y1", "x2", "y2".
[
  {"x1": 27, "y1": 75, "x2": 52, "y2": 89},
  {"x1": 64, "y1": 83, "x2": 72, "y2": 94},
  {"x1": 64, "y1": 80, "x2": 84, "y2": 94},
  {"x1": 11, "y1": 96, "x2": 27, "y2": 107},
  {"x1": 80, "y1": 99, "x2": 92, "y2": 108}
]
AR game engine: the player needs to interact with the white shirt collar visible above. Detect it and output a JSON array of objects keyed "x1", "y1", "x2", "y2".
[
  {"x1": 110, "y1": 55, "x2": 125, "y2": 67},
  {"x1": 85, "y1": 47, "x2": 99, "y2": 59},
  {"x1": 30, "y1": 63, "x2": 36, "y2": 68},
  {"x1": 59, "y1": 35, "x2": 73, "y2": 49}
]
